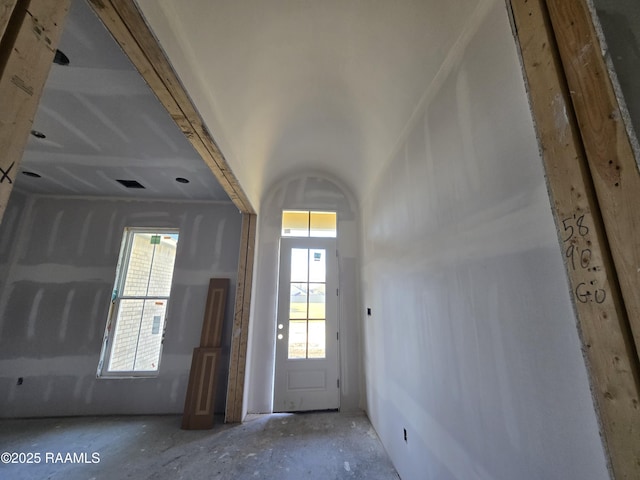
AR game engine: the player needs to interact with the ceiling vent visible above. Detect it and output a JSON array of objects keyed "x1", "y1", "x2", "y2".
[{"x1": 116, "y1": 179, "x2": 145, "y2": 189}]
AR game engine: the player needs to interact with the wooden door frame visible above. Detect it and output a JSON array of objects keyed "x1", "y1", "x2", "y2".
[
  {"x1": 273, "y1": 236, "x2": 341, "y2": 413},
  {"x1": 3, "y1": 0, "x2": 639, "y2": 465},
  {"x1": 0, "y1": 0, "x2": 256, "y2": 424},
  {"x1": 85, "y1": 0, "x2": 257, "y2": 424},
  {"x1": 508, "y1": 0, "x2": 640, "y2": 478}
]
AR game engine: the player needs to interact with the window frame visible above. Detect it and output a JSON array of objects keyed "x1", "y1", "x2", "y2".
[
  {"x1": 97, "y1": 227, "x2": 179, "y2": 379},
  {"x1": 281, "y1": 210, "x2": 337, "y2": 238}
]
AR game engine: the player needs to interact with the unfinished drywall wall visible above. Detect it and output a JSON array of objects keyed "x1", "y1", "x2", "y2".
[
  {"x1": 359, "y1": 1, "x2": 610, "y2": 479},
  {"x1": 244, "y1": 173, "x2": 361, "y2": 415},
  {"x1": 0, "y1": 192, "x2": 241, "y2": 417},
  {"x1": 593, "y1": 0, "x2": 640, "y2": 154}
]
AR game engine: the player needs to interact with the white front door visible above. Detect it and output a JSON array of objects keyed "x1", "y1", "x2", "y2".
[{"x1": 274, "y1": 237, "x2": 340, "y2": 412}]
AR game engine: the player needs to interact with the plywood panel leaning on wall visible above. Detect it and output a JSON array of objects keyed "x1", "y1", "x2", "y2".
[
  {"x1": 182, "y1": 278, "x2": 229, "y2": 430},
  {"x1": 0, "y1": 0, "x2": 70, "y2": 225}
]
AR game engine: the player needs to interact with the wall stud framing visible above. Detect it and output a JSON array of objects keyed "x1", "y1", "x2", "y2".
[
  {"x1": 0, "y1": 0, "x2": 70, "y2": 225},
  {"x1": 86, "y1": 0, "x2": 257, "y2": 423},
  {"x1": 545, "y1": 0, "x2": 640, "y2": 367},
  {"x1": 0, "y1": 0, "x2": 19, "y2": 42},
  {"x1": 226, "y1": 213, "x2": 256, "y2": 422},
  {"x1": 509, "y1": 1, "x2": 640, "y2": 478}
]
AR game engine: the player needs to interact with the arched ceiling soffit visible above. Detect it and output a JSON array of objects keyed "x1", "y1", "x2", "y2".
[{"x1": 136, "y1": 0, "x2": 481, "y2": 209}]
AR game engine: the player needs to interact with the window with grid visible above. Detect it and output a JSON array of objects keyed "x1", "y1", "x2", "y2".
[{"x1": 97, "y1": 228, "x2": 179, "y2": 377}]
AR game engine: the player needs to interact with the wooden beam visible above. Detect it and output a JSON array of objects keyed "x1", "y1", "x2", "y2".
[
  {"x1": 87, "y1": 0, "x2": 255, "y2": 215},
  {"x1": 225, "y1": 213, "x2": 256, "y2": 423},
  {"x1": 0, "y1": 0, "x2": 70, "y2": 225},
  {"x1": 87, "y1": 0, "x2": 258, "y2": 424},
  {"x1": 0, "y1": 0, "x2": 19, "y2": 43},
  {"x1": 545, "y1": 0, "x2": 640, "y2": 373},
  {"x1": 508, "y1": 1, "x2": 640, "y2": 478}
]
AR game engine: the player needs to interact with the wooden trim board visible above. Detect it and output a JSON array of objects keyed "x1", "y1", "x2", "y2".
[
  {"x1": 87, "y1": 0, "x2": 255, "y2": 215},
  {"x1": 225, "y1": 213, "x2": 256, "y2": 423},
  {"x1": 199, "y1": 278, "x2": 230, "y2": 348},
  {"x1": 181, "y1": 347, "x2": 221, "y2": 430},
  {"x1": 508, "y1": 1, "x2": 640, "y2": 478}
]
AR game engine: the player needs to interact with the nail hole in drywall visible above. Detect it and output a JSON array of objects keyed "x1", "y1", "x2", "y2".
[
  {"x1": 175, "y1": 177, "x2": 190, "y2": 184},
  {"x1": 17, "y1": 377, "x2": 23, "y2": 385},
  {"x1": 367, "y1": 308, "x2": 371, "y2": 316},
  {"x1": 403, "y1": 428, "x2": 407, "y2": 443}
]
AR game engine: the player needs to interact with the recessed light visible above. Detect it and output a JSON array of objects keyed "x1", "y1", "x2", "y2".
[
  {"x1": 175, "y1": 177, "x2": 190, "y2": 184},
  {"x1": 22, "y1": 171, "x2": 41, "y2": 178},
  {"x1": 53, "y1": 49, "x2": 69, "y2": 66},
  {"x1": 30, "y1": 130, "x2": 46, "y2": 139}
]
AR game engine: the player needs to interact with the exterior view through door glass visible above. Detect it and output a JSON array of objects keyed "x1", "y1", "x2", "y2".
[{"x1": 274, "y1": 212, "x2": 339, "y2": 411}]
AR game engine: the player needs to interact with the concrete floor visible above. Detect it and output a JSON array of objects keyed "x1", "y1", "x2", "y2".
[{"x1": 0, "y1": 411, "x2": 399, "y2": 480}]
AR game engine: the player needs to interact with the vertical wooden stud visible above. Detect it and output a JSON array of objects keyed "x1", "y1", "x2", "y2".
[
  {"x1": 545, "y1": 0, "x2": 640, "y2": 366},
  {"x1": 509, "y1": 1, "x2": 640, "y2": 478},
  {"x1": 225, "y1": 213, "x2": 256, "y2": 423},
  {"x1": 0, "y1": 0, "x2": 70, "y2": 225},
  {"x1": 0, "y1": 0, "x2": 19, "y2": 43}
]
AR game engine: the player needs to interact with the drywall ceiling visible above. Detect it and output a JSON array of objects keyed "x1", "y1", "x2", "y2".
[
  {"x1": 16, "y1": 0, "x2": 230, "y2": 201},
  {"x1": 135, "y1": 0, "x2": 481, "y2": 208}
]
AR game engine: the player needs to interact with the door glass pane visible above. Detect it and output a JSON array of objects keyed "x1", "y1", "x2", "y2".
[
  {"x1": 290, "y1": 249, "x2": 308, "y2": 282},
  {"x1": 289, "y1": 283, "x2": 308, "y2": 318},
  {"x1": 288, "y1": 320, "x2": 307, "y2": 359},
  {"x1": 308, "y1": 320, "x2": 326, "y2": 358},
  {"x1": 308, "y1": 283, "x2": 326, "y2": 319},
  {"x1": 308, "y1": 249, "x2": 326, "y2": 282}
]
